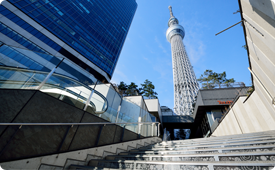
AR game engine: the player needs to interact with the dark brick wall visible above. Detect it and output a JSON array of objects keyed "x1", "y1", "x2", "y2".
[{"x1": 0, "y1": 89, "x2": 145, "y2": 162}]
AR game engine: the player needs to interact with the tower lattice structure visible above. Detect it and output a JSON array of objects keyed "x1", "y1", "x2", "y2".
[{"x1": 166, "y1": 6, "x2": 199, "y2": 115}]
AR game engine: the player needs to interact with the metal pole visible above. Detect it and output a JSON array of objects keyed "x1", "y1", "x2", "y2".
[
  {"x1": 163, "y1": 128, "x2": 167, "y2": 142},
  {"x1": 158, "y1": 123, "x2": 160, "y2": 137},
  {"x1": 83, "y1": 80, "x2": 98, "y2": 111},
  {"x1": 95, "y1": 125, "x2": 104, "y2": 146},
  {"x1": 22, "y1": 73, "x2": 35, "y2": 89},
  {"x1": 137, "y1": 120, "x2": 140, "y2": 135},
  {"x1": 57, "y1": 125, "x2": 72, "y2": 152},
  {"x1": 115, "y1": 105, "x2": 121, "y2": 123},
  {"x1": 151, "y1": 123, "x2": 154, "y2": 136},
  {"x1": 215, "y1": 20, "x2": 243, "y2": 36},
  {"x1": 0, "y1": 122, "x2": 159, "y2": 126},
  {"x1": 120, "y1": 124, "x2": 126, "y2": 142},
  {"x1": 37, "y1": 58, "x2": 64, "y2": 90},
  {"x1": 115, "y1": 97, "x2": 123, "y2": 123}
]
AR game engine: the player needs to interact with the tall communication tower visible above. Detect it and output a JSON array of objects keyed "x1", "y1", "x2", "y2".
[{"x1": 166, "y1": 6, "x2": 199, "y2": 115}]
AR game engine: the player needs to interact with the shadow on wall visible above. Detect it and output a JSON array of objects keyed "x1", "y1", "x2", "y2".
[{"x1": 248, "y1": 0, "x2": 275, "y2": 26}]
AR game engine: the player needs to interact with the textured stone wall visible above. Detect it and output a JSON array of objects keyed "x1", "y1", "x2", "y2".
[{"x1": 0, "y1": 89, "x2": 145, "y2": 162}]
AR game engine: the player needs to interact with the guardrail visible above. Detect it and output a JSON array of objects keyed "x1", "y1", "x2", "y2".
[{"x1": 0, "y1": 66, "x2": 108, "y2": 114}]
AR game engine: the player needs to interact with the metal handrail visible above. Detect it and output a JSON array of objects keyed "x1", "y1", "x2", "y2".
[
  {"x1": 0, "y1": 66, "x2": 108, "y2": 113},
  {"x1": 0, "y1": 122, "x2": 161, "y2": 138},
  {"x1": 0, "y1": 122, "x2": 160, "y2": 157},
  {"x1": 0, "y1": 122, "x2": 160, "y2": 126}
]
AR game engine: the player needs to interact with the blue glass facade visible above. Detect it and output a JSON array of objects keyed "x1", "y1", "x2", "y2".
[
  {"x1": 6, "y1": 0, "x2": 137, "y2": 77},
  {"x1": 0, "y1": 20, "x2": 94, "y2": 84}
]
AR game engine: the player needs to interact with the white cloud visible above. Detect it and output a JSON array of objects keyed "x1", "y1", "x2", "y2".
[
  {"x1": 155, "y1": 36, "x2": 170, "y2": 56},
  {"x1": 153, "y1": 57, "x2": 173, "y2": 82},
  {"x1": 111, "y1": 69, "x2": 130, "y2": 84},
  {"x1": 143, "y1": 56, "x2": 149, "y2": 61},
  {"x1": 185, "y1": 40, "x2": 206, "y2": 64},
  {"x1": 178, "y1": 14, "x2": 207, "y2": 66}
]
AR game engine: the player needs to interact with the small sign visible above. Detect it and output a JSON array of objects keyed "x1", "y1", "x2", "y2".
[{"x1": 217, "y1": 100, "x2": 233, "y2": 104}]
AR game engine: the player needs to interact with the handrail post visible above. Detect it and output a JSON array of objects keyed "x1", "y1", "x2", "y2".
[
  {"x1": 138, "y1": 122, "x2": 143, "y2": 138},
  {"x1": 22, "y1": 73, "x2": 35, "y2": 89},
  {"x1": 120, "y1": 124, "x2": 126, "y2": 142},
  {"x1": 163, "y1": 128, "x2": 167, "y2": 142},
  {"x1": 57, "y1": 125, "x2": 72, "y2": 152},
  {"x1": 138, "y1": 122, "x2": 141, "y2": 138},
  {"x1": 137, "y1": 122, "x2": 140, "y2": 136},
  {"x1": 115, "y1": 98, "x2": 123, "y2": 123},
  {"x1": 37, "y1": 58, "x2": 64, "y2": 90},
  {"x1": 83, "y1": 80, "x2": 98, "y2": 111},
  {"x1": 115, "y1": 106, "x2": 121, "y2": 123},
  {"x1": 151, "y1": 123, "x2": 154, "y2": 136},
  {"x1": 158, "y1": 123, "x2": 160, "y2": 137},
  {"x1": 95, "y1": 124, "x2": 104, "y2": 146}
]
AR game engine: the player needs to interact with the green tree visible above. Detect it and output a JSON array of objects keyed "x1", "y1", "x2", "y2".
[
  {"x1": 117, "y1": 81, "x2": 128, "y2": 96},
  {"x1": 224, "y1": 78, "x2": 236, "y2": 87},
  {"x1": 197, "y1": 70, "x2": 215, "y2": 89},
  {"x1": 140, "y1": 79, "x2": 158, "y2": 99},
  {"x1": 127, "y1": 82, "x2": 138, "y2": 90},
  {"x1": 213, "y1": 71, "x2": 227, "y2": 88},
  {"x1": 198, "y1": 70, "x2": 236, "y2": 89},
  {"x1": 117, "y1": 81, "x2": 128, "y2": 91},
  {"x1": 125, "y1": 82, "x2": 139, "y2": 96}
]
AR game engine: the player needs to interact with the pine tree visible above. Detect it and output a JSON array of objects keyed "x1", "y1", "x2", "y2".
[{"x1": 140, "y1": 79, "x2": 158, "y2": 99}]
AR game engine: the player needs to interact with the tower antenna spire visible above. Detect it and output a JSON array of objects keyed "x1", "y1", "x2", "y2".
[
  {"x1": 166, "y1": 6, "x2": 199, "y2": 115},
  {"x1": 168, "y1": 6, "x2": 174, "y2": 17}
]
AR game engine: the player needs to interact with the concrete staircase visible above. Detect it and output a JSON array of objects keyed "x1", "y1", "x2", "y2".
[{"x1": 69, "y1": 130, "x2": 275, "y2": 170}]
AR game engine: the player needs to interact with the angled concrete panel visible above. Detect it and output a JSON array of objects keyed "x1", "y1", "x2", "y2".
[{"x1": 0, "y1": 89, "x2": 35, "y2": 135}]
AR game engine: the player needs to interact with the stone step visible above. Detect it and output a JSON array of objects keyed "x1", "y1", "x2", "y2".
[
  {"x1": 85, "y1": 159, "x2": 275, "y2": 170},
  {"x1": 160, "y1": 131, "x2": 275, "y2": 145},
  {"x1": 119, "y1": 144, "x2": 275, "y2": 156},
  {"x1": 106, "y1": 151, "x2": 275, "y2": 162},
  {"x1": 132, "y1": 139, "x2": 275, "y2": 152},
  {"x1": 158, "y1": 134, "x2": 275, "y2": 145},
  {"x1": 153, "y1": 136, "x2": 275, "y2": 148},
  {"x1": 173, "y1": 130, "x2": 275, "y2": 141},
  {"x1": 69, "y1": 164, "x2": 98, "y2": 170}
]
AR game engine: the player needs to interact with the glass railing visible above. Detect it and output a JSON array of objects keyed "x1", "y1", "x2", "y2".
[
  {"x1": 93, "y1": 83, "x2": 156, "y2": 134},
  {"x1": 0, "y1": 44, "x2": 158, "y2": 137},
  {"x1": 0, "y1": 66, "x2": 107, "y2": 113}
]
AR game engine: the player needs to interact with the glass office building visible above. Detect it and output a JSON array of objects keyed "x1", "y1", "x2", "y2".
[{"x1": 0, "y1": 0, "x2": 137, "y2": 82}]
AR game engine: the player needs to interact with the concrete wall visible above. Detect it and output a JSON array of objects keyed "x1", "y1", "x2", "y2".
[
  {"x1": 212, "y1": 86, "x2": 275, "y2": 136},
  {"x1": 144, "y1": 99, "x2": 159, "y2": 112},
  {"x1": 212, "y1": 0, "x2": 275, "y2": 137},
  {"x1": 0, "y1": 89, "x2": 149, "y2": 163},
  {"x1": 241, "y1": 0, "x2": 275, "y2": 102},
  {"x1": 144, "y1": 99, "x2": 162, "y2": 123}
]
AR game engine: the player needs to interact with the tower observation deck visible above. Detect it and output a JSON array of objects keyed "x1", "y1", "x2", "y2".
[{"x1": 166, "y1": 6, "x2": 199, "y2": 115}]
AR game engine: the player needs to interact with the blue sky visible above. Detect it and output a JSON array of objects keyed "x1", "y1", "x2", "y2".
[{"x1": 111, "y1": 0, "x2": 251, "y2": 110}]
